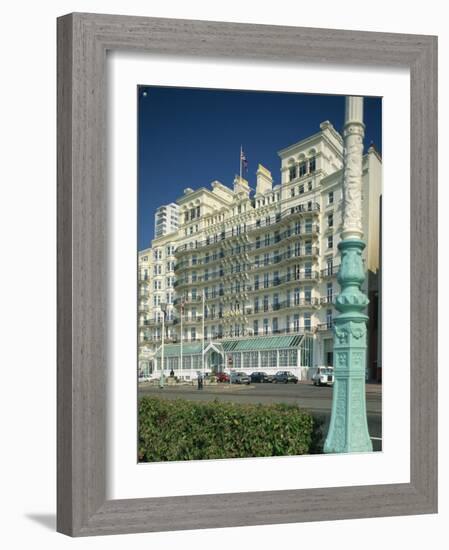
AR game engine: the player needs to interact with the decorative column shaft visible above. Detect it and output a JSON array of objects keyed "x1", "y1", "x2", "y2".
[{"x1": 324, "y1": 97, "x2": 372, "y2": 453}]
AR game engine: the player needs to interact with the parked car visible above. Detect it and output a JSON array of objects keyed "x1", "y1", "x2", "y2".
[
  {"x1": 311, "y1": 367, "x2": 334, "y2": 386},
  {"x1": 273, "y1": 371, "x2": 298, "y2": 384},
  {"x1": 250, "y1": 371, "x2": 273, "y2": 383},
  {"x1": 230, "y1": 372, "x2": 251, "y2": 385},
  {"x1": 215, "y1": 372, "x2": 230, "y2": 383}
]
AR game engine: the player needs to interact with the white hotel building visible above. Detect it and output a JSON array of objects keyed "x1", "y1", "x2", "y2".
[{"x1": 138, "y1": 120, "x2": 381, "y2": 381}]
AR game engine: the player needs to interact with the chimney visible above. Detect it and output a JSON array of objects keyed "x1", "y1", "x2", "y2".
[
  {"x1": 233, "y1": 175, "x2": 250, "y2": 197},
  {"x1": 255, "y1": 164, "x2": 273, "y2": 195}
]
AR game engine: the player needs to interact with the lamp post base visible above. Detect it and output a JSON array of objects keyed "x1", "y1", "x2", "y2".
[
  {"x1": 324, "y1": 341, "x2": 373, "y2": 454},
  {"x1": 324, "y1": 238, "x2": 373, "y2": 454}
]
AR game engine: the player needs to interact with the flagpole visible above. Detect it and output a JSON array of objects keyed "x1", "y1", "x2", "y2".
[
  {"x1": 180, "y1": 296, "x2": 183, "y2": 379},
  {"x1": 202, "y1": 288, "x2": 205, "y2": 377},
  {"x1": 239, "y1": 145, "x2": 242, "y2": 181},
  {"x1": 159, "y1": 305, "x2": 165, "y2": 389}
]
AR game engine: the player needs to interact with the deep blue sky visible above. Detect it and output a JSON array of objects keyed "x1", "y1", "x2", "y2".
[{"x1": 138, "y1": 86, "x2": 382, "y2": 250}]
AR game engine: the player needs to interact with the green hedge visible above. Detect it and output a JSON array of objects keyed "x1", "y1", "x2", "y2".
[{"x1": 138, "y1": 397, "x2": 322, "y2": 462}]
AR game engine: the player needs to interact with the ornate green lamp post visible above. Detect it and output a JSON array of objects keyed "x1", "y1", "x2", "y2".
[{"x1": 324, "y1": 96, "x2": 373, "y2": 453}]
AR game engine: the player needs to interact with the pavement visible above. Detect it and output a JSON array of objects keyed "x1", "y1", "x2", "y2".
[{"x1": 139, "y1": 380, "x2": 382, "y2": 451}]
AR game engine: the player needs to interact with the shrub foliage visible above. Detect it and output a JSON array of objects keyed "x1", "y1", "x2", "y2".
[{"x1": 138, "y1": 397, "x2": 320, "y2": 462}]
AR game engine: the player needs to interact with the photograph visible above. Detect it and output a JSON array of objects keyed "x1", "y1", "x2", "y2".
[
  {"x1": 137, "y1": 86, "x2": 382, "y2": 462},
  {"x1": 0, "y1": 1, "x2": 440, "y2": 543}
]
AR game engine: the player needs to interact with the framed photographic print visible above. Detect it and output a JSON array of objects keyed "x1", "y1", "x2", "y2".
[{"x1": 57, "y1": 13, "x2": 437, "y2": 536}]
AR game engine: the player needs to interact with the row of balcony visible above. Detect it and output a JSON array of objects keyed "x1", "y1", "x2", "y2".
[
  {"x1": 175, "y1": 230, "x2": 320, "y2": 272},
  {"x1": 175, "y1": 244, "x2": 321, "y2": 273},
  {"x1": 139, "y1": 297, "x2": 334, "y2": 326},
  {"x1": 139, "y1": 323, "x2": 334, "y2": 345},
  {"x1": 174, "y1": 269, "x2": 321, "y2": 290},
  {"x1": 172, "y1": 279, "x2": 338, "y2": 304},
  {"x1": 176, "y1": 204, "x2": 321, "y2": 255},
  {"x1": 139, "y1": 262, "x2": 341, "y2": 289},
  {"x1": 251, "y1": 296, "x2": 334, "y2": 313},
  {"x1": 175, "y1": 270, "x2": 320, "y2": 292}
]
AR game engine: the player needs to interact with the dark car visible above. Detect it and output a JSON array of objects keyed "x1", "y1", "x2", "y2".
[
  {"x1": 215, "y1": 372, "x2": 230, "y2": 383},
  {"x1": 250, "y1": 371, "x2": 273, "y2": 383},
  {"x1": 273, "y1": 371, "x2": 299, "y2": 384}
]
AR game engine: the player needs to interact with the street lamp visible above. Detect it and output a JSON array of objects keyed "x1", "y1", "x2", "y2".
[
  {"x1": 324, "y1": 97, "x2": 373, "y2": 453},
  {"x1": 202, "y1": 288, "x2": 206, "y2": 378},
  {"x1": 159, "y1": 301, "x2": 167, "y2": 389}
]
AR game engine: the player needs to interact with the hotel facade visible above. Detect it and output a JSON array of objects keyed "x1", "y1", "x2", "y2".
[{"x1": 138, "y1": 120, "x2": 381, "y2": 381}]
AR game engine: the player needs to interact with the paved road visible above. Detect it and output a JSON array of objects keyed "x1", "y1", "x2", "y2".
[{"x1": 139, "y1": 381, "x2": 382, "y2": 451}]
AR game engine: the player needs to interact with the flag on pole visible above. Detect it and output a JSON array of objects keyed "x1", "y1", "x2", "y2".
[{"x1": 240, "y1": 147, "x2": 248, "y2": 174}]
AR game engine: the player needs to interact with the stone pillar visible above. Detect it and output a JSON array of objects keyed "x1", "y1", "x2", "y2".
[{"x1": 324, "y1": 97, "x2": 372, "y2": 453}]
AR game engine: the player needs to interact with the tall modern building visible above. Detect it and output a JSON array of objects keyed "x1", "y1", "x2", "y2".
[
  {"x1": 138, "y1": 120, "x2": 381, "y2": 381},
  {"x1": 154, "y1": 203, "x2": 180, "y2": 237}
]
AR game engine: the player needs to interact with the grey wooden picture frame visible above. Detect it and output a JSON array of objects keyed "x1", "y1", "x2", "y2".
[{"x1": 57, "y1": 12, "x2": 438, "y2": 537}]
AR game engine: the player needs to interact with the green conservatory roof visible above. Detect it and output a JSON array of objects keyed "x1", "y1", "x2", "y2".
[
  {"x1": 154, "y1": 342, "x2": 203, "y2": 358},
  {"x1": 154, "y1": 335, "x2": 304, "y2": 357},
  {"x1": 221, "y1": 334, "x2": 304, "y2": 352}
]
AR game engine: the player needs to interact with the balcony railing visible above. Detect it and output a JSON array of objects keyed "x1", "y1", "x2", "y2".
[
  {"x1": 316, "y1": 322, "x2": 334, "y2": 331},
  {"x1": 175, "y1": 252, "x2": 226, "y2": 271},
  {"x1": 179, "y1": 316, "x2": 203, "y2": 324},
  {"x1": 320, "y1": 264, "x2": 341, "y2": 277},
  {"x1": 141, "y1": 335, "x2": 179, "y2": 344},
  {"x1": 140, "y1": 318, "x2": 177, "y2": 326},
  {"x1": 252, "y1": 247, "x2": 320, "y2": 271},
  {"x1": 173, "y1": 296, "x2": 204, "y2": 306},
  {"x1": 249, "y1": 271, "x2": 320, "y2": 291},
  {"x1": 250, "y1": 298, "x2": 320, "y2": 314}
]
